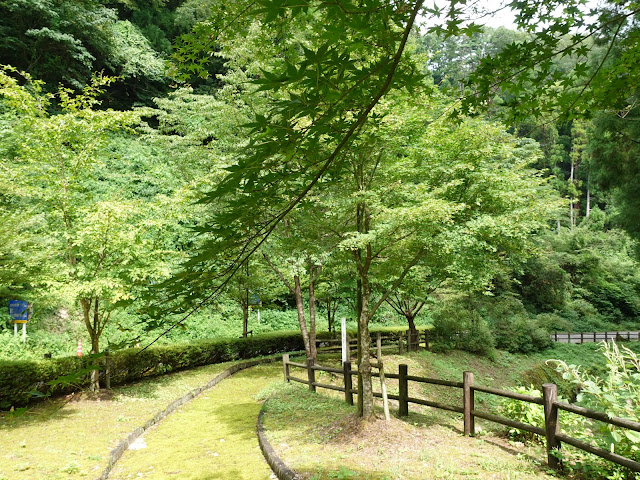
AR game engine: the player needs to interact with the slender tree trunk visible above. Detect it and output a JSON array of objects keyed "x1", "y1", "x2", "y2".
[
  {"x1": 407, "y1": 315, "x2": 418, "y2": 352},
  {"x1": 243, "y1": 260, "x2": 249, "y2": 337},
  {"x1": 242, "y1": 301, "x2": 249, "y2": 337},
  {"x1": 586, "y1": 184, "x2": 591, "y2": 218},
  {"x1": 570, "y1": 159, "x2": 576, "y2": 230},
  {"x1": 294, "y1": 275, "x2": 313, "y2": 359},
  {"x1": 358, "y1": 271, "x2": 374, "y2": 419},
  {"x1": 308, "y1": 267, "x2": 318, "y2": 361},
  {"x1": 80, "y1": 297, "x2": 101, "y2": 392},
  {"x1": 356, "y1": 278, "x2": 364, "y2": 415},
  {"x1": 326, "y1": 299, "x2": 333, "y2": 334}
]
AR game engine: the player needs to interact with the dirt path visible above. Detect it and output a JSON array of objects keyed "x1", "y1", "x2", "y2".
[{"x1": 109, "y1": 363, "x2": 281, "y2": 480}]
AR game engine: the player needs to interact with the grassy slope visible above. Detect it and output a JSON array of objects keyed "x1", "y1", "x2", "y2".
[
  {"x1": 263, "y1": 383, "x2": 555, "y2": 480},
  {"x1": 263, "y1": 343, "x2": 639, "y2": 480}
]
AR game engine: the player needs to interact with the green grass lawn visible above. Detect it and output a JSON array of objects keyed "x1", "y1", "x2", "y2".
[
  {"x1": 261, "y1": 382, "x2": 555, "y2": 480},
  {"x1": 109, "y1": 363, "x2": 283, "y2": 480},
  {"x1": 0, "y1": 341, "x2": 634, "y2": 480},
  {"x1": 0, "y1": 361, "x2": 238, "y2": 480},
  {"x1": 266, "y1": 342, "x2": 637, "y2": 479}
]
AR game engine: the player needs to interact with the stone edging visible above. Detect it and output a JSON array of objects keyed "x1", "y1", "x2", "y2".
[
  {"x1": 257, "y1": 400, "x2": 302, "y2": 480},
  {"x1": 97, "y1": 356, "x2": 278, "y2": 480}
]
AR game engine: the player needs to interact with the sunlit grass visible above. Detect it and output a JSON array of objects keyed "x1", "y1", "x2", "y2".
[{"x1": 0, "y1": 361, "x2": 236, "y2": 480}]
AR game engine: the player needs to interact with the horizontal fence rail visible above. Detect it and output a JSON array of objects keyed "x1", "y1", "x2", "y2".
[
  {"x1": 282, "y1": 354, "x2": 640, "y2": 474},
  {"x1": 316, "y1": 330, "x2": 431, "y2": 355},
  {"x1": 551, "y1": 331, "x2": 640, "y2": 343}
]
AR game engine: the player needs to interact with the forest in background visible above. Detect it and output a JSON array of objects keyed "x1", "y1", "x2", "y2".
[{"x1": 0, "y1": 0, "x2": 639, "y2": 363}]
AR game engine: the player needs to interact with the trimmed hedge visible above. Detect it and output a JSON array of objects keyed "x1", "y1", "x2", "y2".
[{"x1": 0, "y1": 331, "x2": 305, "y2": 410}]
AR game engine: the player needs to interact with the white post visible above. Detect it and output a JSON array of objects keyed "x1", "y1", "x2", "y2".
[
  {"x1": 22, "y1": 323, "x2": 26, "y2": 343},
  {"x1": 14, "y1": 322, "x2": 17, "y2": 337},
  {"x1": 341, "y1": 317, "x2": 348, "y2": 364},
  {"x1": 257, "y1": 309, "x2": 261, "y2": 324}
]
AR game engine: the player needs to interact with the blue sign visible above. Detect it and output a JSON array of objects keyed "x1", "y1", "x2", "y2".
[
  {"x1": 249, "y1": 294, "x2": 261, "y2": 306},
  {"x1": 8, "y1": 300, "x2": 28, "y2": 322}
]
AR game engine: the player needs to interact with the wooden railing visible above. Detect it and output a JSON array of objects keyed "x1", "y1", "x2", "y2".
[
  {"x1": 316, "y1": 330, "x2": 431, "y2": 353},
  {"x1": 282, "y1": 355, "x2": 640, "y2": 473},
  {"x1": 551, "y1": 331, "x2": 640, "y2": 343}
]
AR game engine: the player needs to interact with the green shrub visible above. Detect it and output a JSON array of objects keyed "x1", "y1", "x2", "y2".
[
  {"x1": 500, "y1": 386, "x2": 546, "y2": 442},
  {"x1": 560, "y1": 298, "x2": 609, "y2": 332},
  {"x1": 430, "y1": 306, "x2": 495, "y2": 357},
  {"x1": 0, "y1": 330, "x2": 305, "y2": 410},
  {"x1": 493, "y1": 315, "x2": 552, "y2": 353}
]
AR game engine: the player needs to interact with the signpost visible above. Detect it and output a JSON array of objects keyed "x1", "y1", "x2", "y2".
[
  {"x1": 8, "y1": 300, "x2": 29, "y2": 343},
  {"x1": 249, "y1": 294, "x2": 262, "y2": 323}
]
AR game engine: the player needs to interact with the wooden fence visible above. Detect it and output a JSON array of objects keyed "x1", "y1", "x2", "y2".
[
  {"x1": 551, "y1": 331, "x2": 640, "y2": 344},
  {"x1": 282, "y1": 355, "x2": 640, "y2": 473},
  {"x1": 316, "y1": 330, "x2": 430, "y2": 353}
]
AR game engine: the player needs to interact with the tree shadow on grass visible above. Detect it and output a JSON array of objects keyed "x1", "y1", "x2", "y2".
[{"x1": 0, "y1": 398, "x2": 79, "y2": 428}]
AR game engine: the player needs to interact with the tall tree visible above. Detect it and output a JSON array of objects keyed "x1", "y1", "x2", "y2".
[{"x1": 0, "y1": 68, "x2": 169, "y2": 389}]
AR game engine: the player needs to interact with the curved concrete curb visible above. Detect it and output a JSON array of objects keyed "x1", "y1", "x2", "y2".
[
  {"x1": 257, "y1": 400, "x2": 302, "y2": 480},
  {"x1": 97, "y1": 356, "x2": 278, "y2": 480}
]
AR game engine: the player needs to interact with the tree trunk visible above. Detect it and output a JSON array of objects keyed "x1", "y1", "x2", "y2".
[
  {"x1": 326, "y1": 299, "x2": 334, "y2": 334},
  {"x1": 243, "y1": 260, "x2": 249, "y2": 337},
  {"x1": 356, "y1": 278, "x2": 364, "y2": 416},
  {"x1": 358, "y1": 273, "x2": 374, "y2": 419},
  {"x1": 80, "y1": 297, "x2": 101, "y2": 392},
  {"x1": 407, "y1": 315, "x2": 418, "y2": 352},
  {"x1": 569, "y1": 158, "x2": 576, "y2": 230},
  {"x1": 586, "y1": 184, "x2": 591, "y2": 218},
  {"x1": 294, "y1": 275, "x2": 313, "y2": 359},
  {"x1": 308, "y1": 270, "x2": 318, "y2": 361},
  {"x1": 242, "y1": 301, "x2": 249, "y2": 338}
]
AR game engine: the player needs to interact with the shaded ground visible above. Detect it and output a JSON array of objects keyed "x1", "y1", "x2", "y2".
[{"x1": 109, "y1": 363, "x2": 282, "y2": 480}]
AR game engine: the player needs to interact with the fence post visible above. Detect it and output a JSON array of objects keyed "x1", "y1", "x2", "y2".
[
  {"x1": 399, "y1": 364, "x2": 409, "y2": 417},
  {"x1": 554, "y1": 332, "x2": 558, "y2": 341},
  {"x1": 580, "y1": 332, "x2": 584, "y2": 344},
  {"x1": 399, "y1": 334, "x2": 405, "y2": 354},
  {"x1": 424, "y1": 330, "x2": 430, "y2": 351},
  {"x1": 605, "y1": 331, "x2": 608, "y2": 342},
  {"x1": 594, "y1": 332, "x2": 596, "y2": 342},
  {"x1": 628, "y1": 331, "x2": 631, "y2": 341},
  {"x1": 105, "y1": 348, "x2": 111, "y2": 390},
  {"x1": 307, "y1": 357, "x2": 316, "y2": 392},
  {"x1": 542, "y1": 383, "x2": 561, "y2": 470},
  {"x1": 343, "y1": 361, "x2": 353, "y2": 405},
  {"x1": 283, "y1": 354, "x2": 290, "y2": 382},
  {"x1": 463, "y1": 371, "x2": 475, "y2": 436}
]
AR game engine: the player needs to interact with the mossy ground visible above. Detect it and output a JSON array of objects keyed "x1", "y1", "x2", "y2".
[
  {"x1": 0, "y1": 342, "x2": 632, "y2": 480},
  {"x1": 109, "y1": 363, "x2": 282, "y2": 480},
  {"x1": 0, "y1": 361, "x2": 236, "y2": 480}
]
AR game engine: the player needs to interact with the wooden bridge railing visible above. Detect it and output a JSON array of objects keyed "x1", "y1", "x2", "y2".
[{"x1": 282, "y1": 355, "x2": 640, "y2": 474}]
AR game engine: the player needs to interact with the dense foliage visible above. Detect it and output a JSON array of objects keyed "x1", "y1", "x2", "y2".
[
  {"x1": 0, "y1": 0, "x2": 639, "y2": 418},
  {"x1": 0, "y1": 330, "x2": 306, "y2": 409}
]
